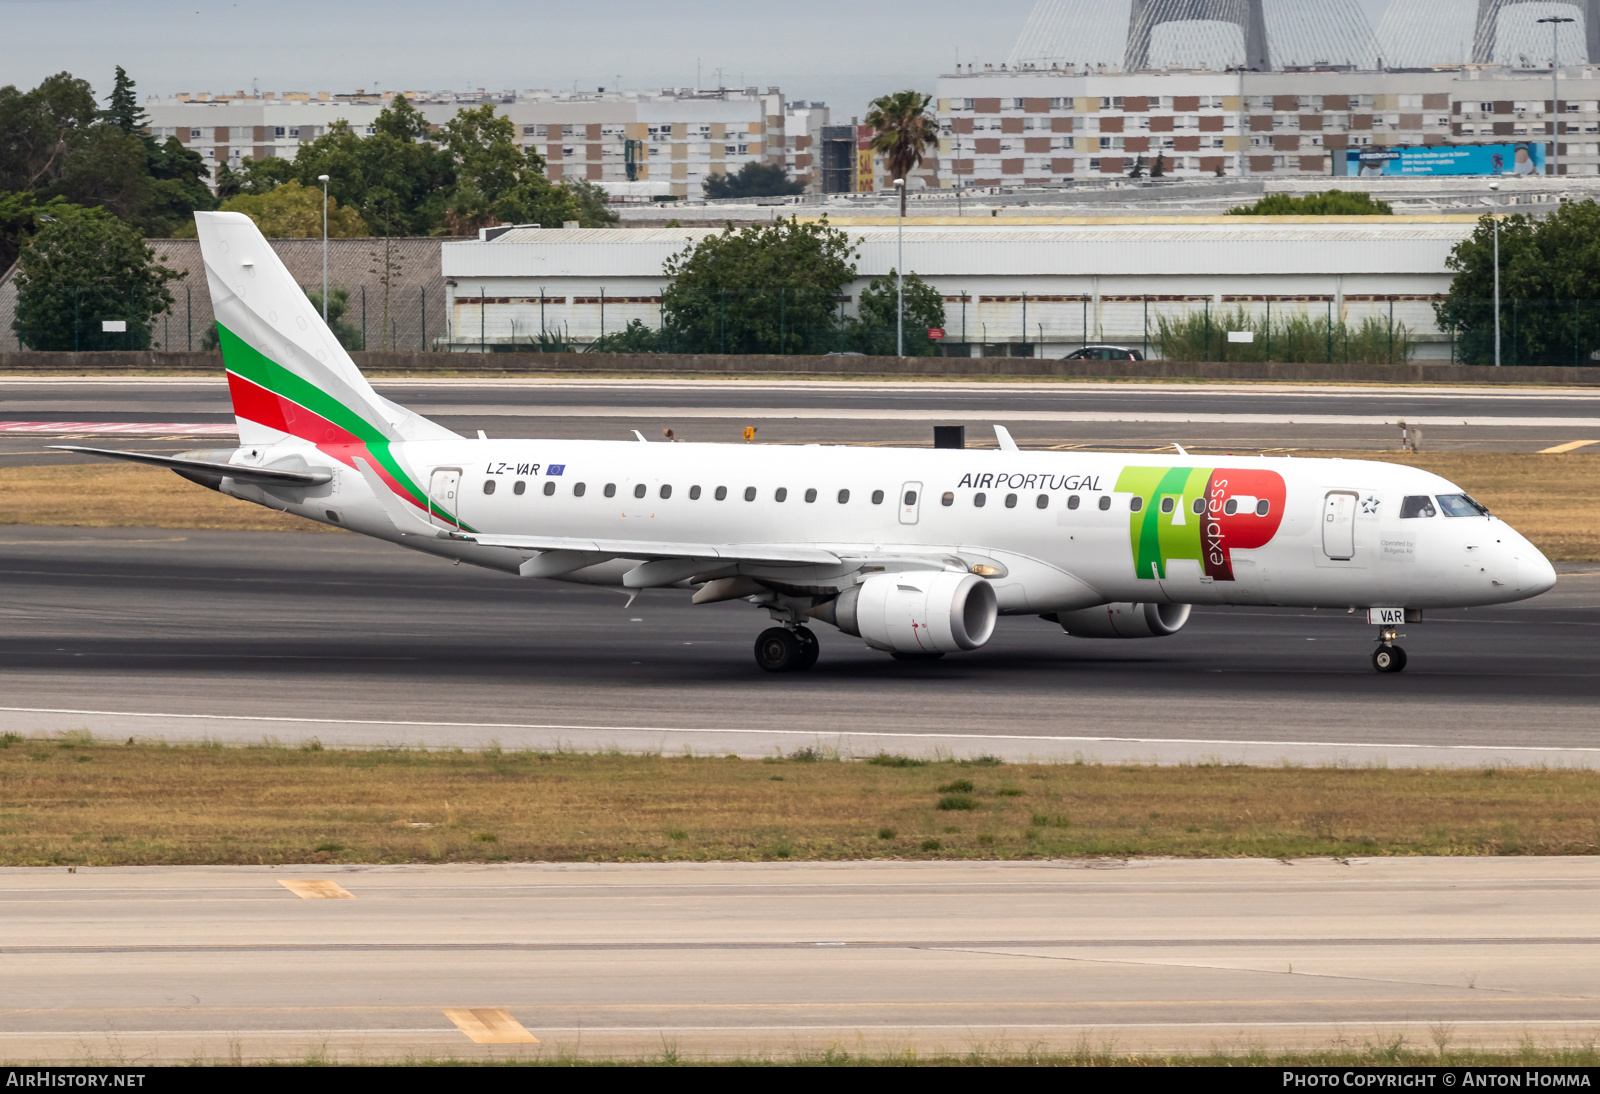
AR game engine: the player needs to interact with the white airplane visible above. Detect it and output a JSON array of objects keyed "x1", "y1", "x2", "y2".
[{"x1": 60, "y1": 212, "x2": 1557, "y2": 674}]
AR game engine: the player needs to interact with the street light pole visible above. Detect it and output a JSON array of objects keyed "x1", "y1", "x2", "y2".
[
  {"x1": 894, "y1": 177, "x2": 905, "y2": 357},
  {"x1": 317, "y1": 174, "x2": 330, "y2": 321},
  {"x1": 1482, "y1": 182, "x2": 1501, "y2": 366},
  {"x1": 1538, "y1": 16, "x2": 1574, "y2": 178}
]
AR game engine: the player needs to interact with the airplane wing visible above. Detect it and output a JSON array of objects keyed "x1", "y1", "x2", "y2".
[{"x1": 49, "y1": 445, "x2": 333, "y2": 486}]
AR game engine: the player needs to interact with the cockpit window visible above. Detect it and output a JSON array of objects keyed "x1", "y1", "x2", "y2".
[
  {"x1": 1437, "y1": 493, "x2": 1490, "y2": 518},
  {"x1": 1400, "y1": 495, "x2": 1437, "y2": 518}
]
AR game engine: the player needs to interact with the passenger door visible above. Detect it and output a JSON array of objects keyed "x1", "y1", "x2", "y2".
[
  {"x1": 429, "y1": 467, "x2": 462, "y2": 530},
  {"x1": 1322, "y1": 490, "x2": 1357, "y2": 560},
  {"x1": 899, "y1": 481, "x2": 923, "y2": 525}
]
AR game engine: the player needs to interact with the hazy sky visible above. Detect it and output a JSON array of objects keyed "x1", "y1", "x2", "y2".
[{"x1": 1, "y1": 0, "x2": 1398, "y2": 118}]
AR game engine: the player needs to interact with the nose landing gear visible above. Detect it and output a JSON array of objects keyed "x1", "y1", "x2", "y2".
[
  {"x1": 1372, "y1": 625, "x2": 1407, "y2": 673},
  {"x1": 754, "y1": 625, "x2": 819, "y2": 672}
]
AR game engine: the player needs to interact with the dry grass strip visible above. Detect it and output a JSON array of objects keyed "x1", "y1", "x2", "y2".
[
  {"x1": 0, "y1": 463, "x2": 332, "y2": 533},
  {"x1": 3, "y1": 452, "x2": 1597, "y2": 558},
  {"x1": 4, "y1": 738, "x2": 1599, "y2": 867}
]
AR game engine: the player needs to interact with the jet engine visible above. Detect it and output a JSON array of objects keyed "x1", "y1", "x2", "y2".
[
  {"x1": 1052, "y1": 602, "x2": 1191, "y2": 639},
  {"x1": 817, "y1": 571, "x2": 998, "y2": 654}
]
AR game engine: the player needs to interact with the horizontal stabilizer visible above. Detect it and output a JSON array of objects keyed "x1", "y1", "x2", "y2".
[{"x1": 49, "y1": 446, "x2": 332, "y2": 486}]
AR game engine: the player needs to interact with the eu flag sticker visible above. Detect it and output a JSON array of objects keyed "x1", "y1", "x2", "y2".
[{"x1": 547, "y1": 464, "x2": 566, "y2": 476}]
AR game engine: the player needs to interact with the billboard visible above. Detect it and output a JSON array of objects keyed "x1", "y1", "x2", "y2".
[
  {"x1": 856, "y1": 124, "x2": 876, "y2": 193},
  {"x1": 1344, "y1": 143, "x2": 1546, "y2": 176}
]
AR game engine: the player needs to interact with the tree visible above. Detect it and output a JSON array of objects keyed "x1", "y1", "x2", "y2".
[
  {"x1": 1150, "y1": 152, "x2": 1166, "y2": 178},
  {"x1": 293, "y1": 96, "x2": 454, "y2": 236},
  {"x1": 440, "y1": 104, "x2": 577, "y2": 232},
  {"x1": 1434, "y1": 198, "x2": 1600, "y2": 367},
  {"x1": 0, "y1": 190, "x2": 80, "y2": 269},
  {"x1": 216, "y1": 157, "x2": 295, "y2": 199},
  {"x1": 102, "y1": 65, "x2": 145, "y2": 134},
  {"x1": 854, "y1": 269, "x2": 945, "y2": 357},
  {"x1": 172, "y1": 179, "x2": 367, "y2": 238},
  {"x1": 865, "y1": 90, "x2": 938, "y2": 216},
  {"x1": 562, "y1": 178, "x2": 620, "y2": 226},
  {"x1": 1229, "y1": 190, "x2": 1393, "y2": 215},
  {"x1": 1128, "y1": 155, "x2": 1146, "y2": 179},
  {"x1": 12, "y1": 204, "x2": 177, "y2": 350},
  {"x1": 701, "y1": 161, "x2": 802, "y2": 200},
  {"x1": 661, "y1": 216, "x2": 858, "y2": 354},
  {"x1": 0, "y1": 72, "x2": 97, "y2": 192}
]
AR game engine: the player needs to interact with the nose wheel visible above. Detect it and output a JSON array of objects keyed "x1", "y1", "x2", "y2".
[
  {"x1": 754, "y1": 625, "x2": 819, "y2": 672},
  {"x1": 1372, "y1": 625, "x2": 1407, "y2": 673}
]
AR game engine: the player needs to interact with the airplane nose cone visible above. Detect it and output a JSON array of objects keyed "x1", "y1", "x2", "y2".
[{"x1": 1517, "y1": 549, "x2": 1557, "y2": 597}]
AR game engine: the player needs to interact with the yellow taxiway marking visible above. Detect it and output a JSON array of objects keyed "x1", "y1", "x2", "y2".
[
  {"x1": 278, "y1": 880, "x2": 354, "y2": 900},
  {"x1": 443, "y1": 1008, "x2": 540, "y2": 1044},
  {"x1": 1540, "y1": 439, "x2": 1600, "y2": 453}
]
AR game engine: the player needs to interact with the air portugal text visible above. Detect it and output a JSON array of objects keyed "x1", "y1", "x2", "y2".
[{"x1": 955, "y1": 471, "x2": 1104, "y2": 493}]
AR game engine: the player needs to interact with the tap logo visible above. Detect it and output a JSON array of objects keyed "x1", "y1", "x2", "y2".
[{"x1": 1116, "y1": 466, "x2": 1287, "y2": 581}]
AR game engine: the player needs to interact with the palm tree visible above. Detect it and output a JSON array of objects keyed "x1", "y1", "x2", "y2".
[{"x1": 865, "y1": 90, "x2": 938, "y2": 217}]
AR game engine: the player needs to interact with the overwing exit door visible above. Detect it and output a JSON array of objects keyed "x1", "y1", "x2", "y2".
[
  {"x1": 899, "y1": 482, "x2": 923, "y2": 525},
  {"x1": 1322, "y1": 490, "x2": 1356, "y2": 560},
  {"x1": 429, "y1": 468, "x2": 462, "y2": 529}
]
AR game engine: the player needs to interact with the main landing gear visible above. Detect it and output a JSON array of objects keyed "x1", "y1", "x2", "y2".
[
  {"x1": 1372, "y1": 625, "x2": 1408, "y2": 673},
  {"x1": 754, "y1": 625, "x2": 820, "y2": 673}
]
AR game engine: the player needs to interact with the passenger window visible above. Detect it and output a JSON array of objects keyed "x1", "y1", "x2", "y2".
[
  {"x1": 1223, "y1": 498, "x2": 1238, "y2": 515},
  {"x1": 1039, "y1": 494, "x2": 1052, "y2": 509},
  {"x1": 1067, "y1": 495, "x2": 1079, "y2": 510},
  {"x1": 1436, "y1": 493, "x2": 1489, "y2": 517},
  {"x1": 1005, "y1": 493, "x2": 1017, "y2": 509},
  {"x1": 941, "y1": 491, "x2": 954, "y2": 506},
  {"x1": 744, "y1": 487, "x2": 757, "y2": 501},
  {"x1": 1097, "y1": 495, "x2": 1111, "y2": 511},
  {"x1": 689, "y1": 485, "x2": 702, "y2": 500},
  {"x1": 604, "y1": 483, "x2": 616, "y2": 498},
  {"x1": 659, "y1": 484, "x2": 672, "y2": 499},
  {"x1": 715, "y1": 486, "x2": 728, "y2": 500},
  {"x1": 974, "y1": 492, "x2": 987, "y2": 508},
  {"x1": 804, "y1": 488, "x2": 817, "y2": 503},
  {"x1": 904, "y1": 490, "x2": 917, "y2": 506},
  {"x1": 1160, "y1": 496, "x2": 1174, "y2": 514},
  {"x1": 1255, "y1": 499, "x2": 1270, "y2": 516},
  {"x1": 838, "y1": 489, "x2": 850, "y2": 503},
  {"x1": 634, "y1": 483, "x2": 646, "y2": 499},
  {"x1": 775, "y1": 487, "x2": 788, "y2": 502},
  {"x1": 1400, "y1": 495, "x2": 1437, "y2": 518},
  {"x1": 573, "y1": 482, "x2": 586, "y2": 497},
  {"x1": 543, "y1": 481, "x2": 556, "y2": 496},
  {"x1": 1191, "y1": 497, "x2": 1203, "y2": 514},
  {"x1": 513, "y1": 480, "x2": 526, "y2": 496},
  {"x1": 482, "y1": 480, "x2": 496, "y2": 495},
  {"x1": 1130, "y1": 496, "x2": 1144, "y2": 513},
  {"x1": 872, "y1": 490, "x2": 884, "y2": 505}
]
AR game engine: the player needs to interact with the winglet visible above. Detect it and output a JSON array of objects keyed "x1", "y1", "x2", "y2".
[
  {"x1": 994, "y1": 425, "x2": 1019, "y2": 452},
  {"x1": 632, "y1": 430, "x2": 648, "y2": 443},
  {"x1": 353, "y1": 457, "x2": 442, "y2": 537}
]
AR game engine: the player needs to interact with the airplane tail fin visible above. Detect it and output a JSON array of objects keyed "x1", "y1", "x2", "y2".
[{"x1": 193, "y1": 211, "x2": 456, "y2": 448}]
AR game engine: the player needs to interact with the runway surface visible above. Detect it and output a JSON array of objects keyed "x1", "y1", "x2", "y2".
[
  {"x1": 1, "y1": 527, "x2": 1595, "y2": 766},
  {"x1": 4, "y1": 378, "x2": 1600, "y2": 466},
  {"x1": 4, "y1": 858, "x2": 1599, "y2": 1062}
]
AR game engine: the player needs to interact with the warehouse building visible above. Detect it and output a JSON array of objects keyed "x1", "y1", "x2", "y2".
[{"x1": 437, "y1": 215, "x2": 1475, "y2": 358}]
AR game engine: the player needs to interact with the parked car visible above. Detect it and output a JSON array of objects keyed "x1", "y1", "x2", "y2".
[{"x1": 1062, "y1": 345, "x2": 1145, "y2": 361}]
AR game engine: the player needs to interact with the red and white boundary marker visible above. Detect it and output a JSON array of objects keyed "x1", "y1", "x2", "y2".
[{"x1": 0, "y1": 421, "x2": 237, "y2": 435}]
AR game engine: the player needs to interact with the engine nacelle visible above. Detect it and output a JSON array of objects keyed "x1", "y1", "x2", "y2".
[
  {"x1": 1053, "y1": 602, "x2": 1191, "y2": 639},
  {"x1": 819, "y1": 571, "x2": 998, "y2": 654}
]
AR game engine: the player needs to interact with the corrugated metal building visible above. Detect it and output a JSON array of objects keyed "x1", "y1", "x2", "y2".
[{"x1": 439, "y1": 215, "x2": 1477, "y2": 358}]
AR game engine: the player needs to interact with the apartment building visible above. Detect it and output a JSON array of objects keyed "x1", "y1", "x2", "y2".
[
  {"x1": 1451, "y1": 68, "x2": 1600, "y2": 175},
  {"x1": 143, "y1": 86, "x2": 793, "y2": 198},
  {"x1": 782, "y1": 102, "x2": 831, "y2": 192},
  {"x1": 936, "y1": 67, "x2": 1455, "y2": 183}
]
